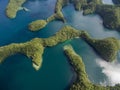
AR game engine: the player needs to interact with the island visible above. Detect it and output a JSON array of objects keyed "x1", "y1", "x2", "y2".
[
  {"x1": 6, "y1": 0, "x2": 120, "y2": 31},
  {"x1": 0, "y1": 39, "x2": 45, "y2": 71},
  {"x1": 0, "y1": 26, "x2": 80, "y2": 70},
  {"x1": 28, "y1": 20, "x2": 47, "y2": 31},
  {"x1": 64, "y1": 45, "x2": 120, "y2": 90},
  {"x1": 95, "y1": 5, "x2": 120, "y2": 30},
  {"x1": 0, "y1": 25, "x2": 120, "y2": 70},
  {"x1": 28, "y1": 0, "x2": 120, "y2": 31},
  {"x1": 69, "y1": 0, "x2": 120, "y2": 31},
  {"x1": 28, "y1": 0, "x2": 67, "y2": 31},
  {"x1": 81, "y1": 31, "x2": 120, "y2": 62},
  {"x1": 6, "y1": 0, "x2": 26, "y2": 18},
  {"x1": 3, "y1": 0, "x2": 120, "y2": 89}
]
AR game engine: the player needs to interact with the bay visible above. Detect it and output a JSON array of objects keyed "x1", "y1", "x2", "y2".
[{"x1": 0, "y1": 0, "x2": 120, "y2": 90}]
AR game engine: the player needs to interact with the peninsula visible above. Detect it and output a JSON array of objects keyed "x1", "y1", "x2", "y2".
[
  {"x1": 3, "y1": 0, "x2": 120, "y2": 89},
  {"x1": 81, "y1": 32, "x2": 120, "y2": 62},
  {"x1": 28, "y1": 0, "x2": 120, "y2": 31},
  {"x1": 6, "y1": 0, "x2": 120, "y2": 31},
  {"x1": 0, "y1": 26, "x2": 119, "y2": 70},
  {"x1": 6, "y1": 0, "x2": 26, "y2": 18},
  {"x1": 64, "y1": 45, "x2": 120, "y2": 90},
  {"x1": 0, "y1": 26, "x2": 80, "y2": 70},
  {"x1": 28, "y1": 0, "x2": 67, "y2": 31}
]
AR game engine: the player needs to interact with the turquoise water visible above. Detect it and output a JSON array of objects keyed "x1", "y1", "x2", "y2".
[
  {"x1": 63, "y1": 4, "x2": 120, "y2": 84},
  {"x1": 0, "y1": 0, "x2": 120, "y2": 90}
]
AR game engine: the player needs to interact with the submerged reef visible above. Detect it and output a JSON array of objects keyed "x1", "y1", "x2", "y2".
[
  {"x1": 64, "y1": 45, "x2": 120, "y2": 90},
  {"x1": 0, "y1": 26, "x2": 120, "y2": 70},
  {"x1": 6, "y1": 0, "x2": 26, "y2": 18}
]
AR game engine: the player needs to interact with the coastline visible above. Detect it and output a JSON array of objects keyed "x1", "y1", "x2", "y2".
[{"x1": 64, "y1": 45, "x2": 120, "y2": 90}]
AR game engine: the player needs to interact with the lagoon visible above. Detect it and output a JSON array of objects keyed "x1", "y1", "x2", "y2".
[{"x1": 0, "y1": 0, "x2": 120, "y2": 90}]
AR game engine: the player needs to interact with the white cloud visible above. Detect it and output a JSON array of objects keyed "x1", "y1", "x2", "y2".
[{"x1": 96, "y1": 59, "x2": 120, "y2": 86}]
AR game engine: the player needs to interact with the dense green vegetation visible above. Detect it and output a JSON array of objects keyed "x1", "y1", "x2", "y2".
[
  {"x1": 43, "y1": 26, "x2": 81, "y2": 47},
  {"x1": 84, "y1": 2, "x2": 120, "y2": 31},
  {"x1": 28, "y1": 0, "x2": 67, "y2": 31},
  {"x1": 96, "y1": 5, "x2": 120, "y2": 30},
  {"x1": 0, "y1": 26, "x2": 81, "y2": 70},
  {"x1": 54, "y1": 0, "x2": 68, "y2": 22},
  {"x1": 70, "y1": 0, "x2": 87, "y2": 11},
  {"x1": 64, "y1": 45, "x2": 120, "y2": 90},
  {"x1": 82, "y1": 0, "x2": 102, "y2": 15},
  {"x1": 0, "y1": 25, "x2": 120, "y2": 70},
  {"x1": 29, "y1": 20, "x2": 47, "y2": 31},
  {"x1": 0, "y1": 38, "x2": 45, "y2": 70},
  {"x1": 55, "y1": 0, "x2": 69, "y2": 13},
  {"x1": 68, "y1": 0, "x2": 120, "y2": 31},
  {"x1": 6, "y1": 0, "x2": 26, "y2": 18},
  {"x1": 67, "y1": 0, "x2": 120, "y2": 31},
  {"x1": 6, "y1": 0, "x2": 120, "y2": 31},
  {"x1": 4, "y1": 0, "x2": 120, "y2": 89},
  {"x1": 64, "y1": 45, "x2": 93, "y2": 90},
  {"x1": 81, "y1": 31, "x2": 120, "y2": 62}
]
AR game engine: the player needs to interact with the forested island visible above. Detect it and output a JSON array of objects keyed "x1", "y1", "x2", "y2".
[
  {"x1": 28, "y1": 0, "x2": 67, "y2": 31},
  {"x1": 0, "y1": 25, "x2": 119, "y2": 70},
  {"x1": 6, "y1": 0, "x2": 120, "y2": 31},
  {"x1": 28, "y1": 0, "x2": 120, "y2": 31},
  {"x1": 64, "y1": 45, "x2": 120, "y2": 90},
  {"x1": 6, "y1": 0, "x2": 26, "y2": 18},
  {"x1": 3, "y1": 0, "x2": 120, "y2": 90}
]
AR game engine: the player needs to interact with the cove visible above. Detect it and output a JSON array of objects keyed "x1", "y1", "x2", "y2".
[
  {"x1": 0, "y1": 0, "x2": 120, "y2": 90},
  {"x1": 62, "y1": 4, "x2": 120, "y2": 85}
]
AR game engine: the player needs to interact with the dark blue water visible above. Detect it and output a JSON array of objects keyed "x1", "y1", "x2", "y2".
[
  {"x1": 0, "y1": 0, "x2": 120, "y2": 90},
  {"x1": 0, "y1": 0, "x2": 64, "y2": 45},
  {"x1": 0, "y1": 0, "x2": 72, "y2": 90}
]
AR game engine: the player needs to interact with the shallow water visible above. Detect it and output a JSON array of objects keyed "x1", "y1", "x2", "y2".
[
  {"x1": 63, "y1": 4, "x2": 120, "y2": 84},
  {"x1": 0, "y1": 0, "x2": 120, "y2": 90}
]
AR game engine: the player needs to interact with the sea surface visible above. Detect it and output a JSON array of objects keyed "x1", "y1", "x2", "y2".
[{"x1": 0, "y1": 0, "x2": 119, "y2": 90}]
